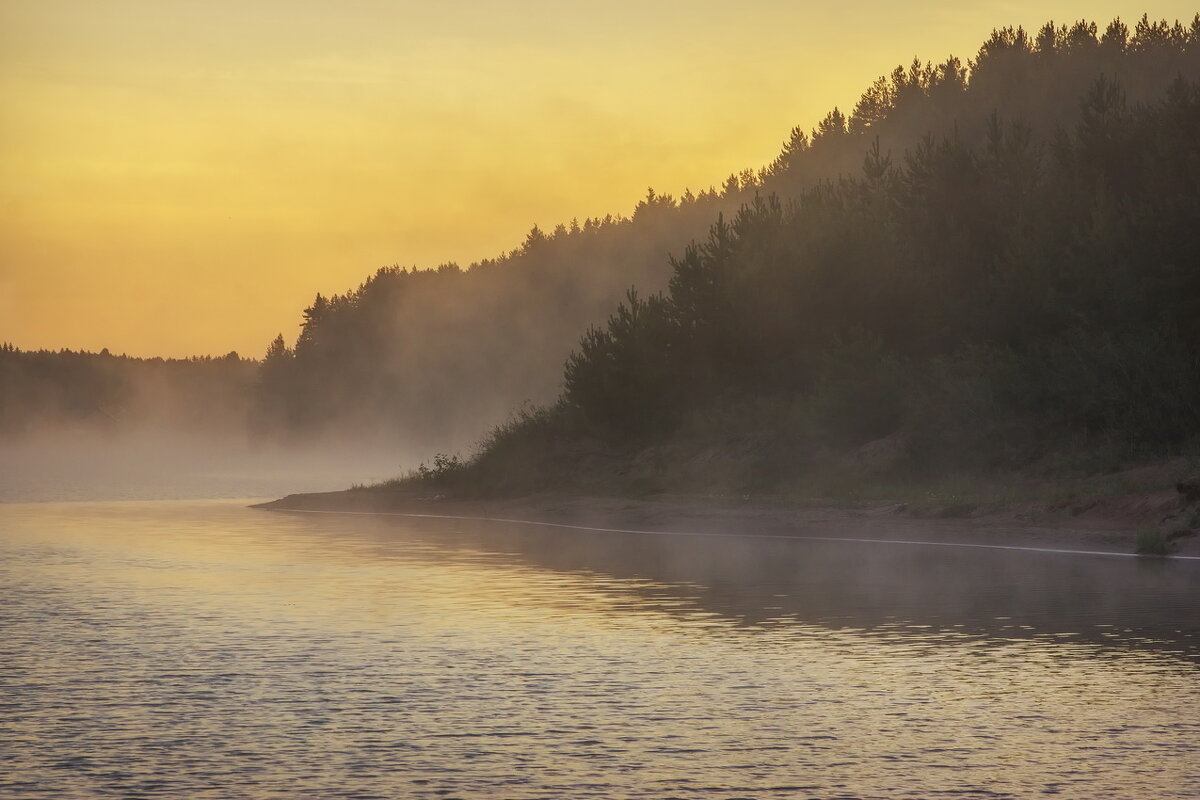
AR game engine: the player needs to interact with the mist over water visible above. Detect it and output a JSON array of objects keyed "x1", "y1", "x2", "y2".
[
  {"x1": 5, "y1": 16, "x2": 1200, "y2": 798},
  {"x1": 3, "y1": 501, "x2": 1198, "y2": 798},
  {"x1": 0, "y1": 433, "x2": 408, "y2": 503}
]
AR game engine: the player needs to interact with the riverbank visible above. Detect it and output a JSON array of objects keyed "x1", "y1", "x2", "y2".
[{"x1": 256, "y1": 467, "x2": 1200, "y2": 557}]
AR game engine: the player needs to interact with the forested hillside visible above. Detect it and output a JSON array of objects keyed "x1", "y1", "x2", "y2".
[
  {"x1": 7, "y1": 15, "x2": 1197, "y2": 468},
  {"x1": 414, "y1": 17, "x2": 1200, "y2": 495},
  {"x1": 249, "y1": 193, "x2": 733, "y2": 448},
  {"x1": 255, "y1": 15, "x2": 1200, "y2": 454}
]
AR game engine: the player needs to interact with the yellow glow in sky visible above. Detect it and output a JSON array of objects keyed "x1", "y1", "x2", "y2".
[{"x1": 1, "y1": 1, "x2": 1194, "y2": 357}]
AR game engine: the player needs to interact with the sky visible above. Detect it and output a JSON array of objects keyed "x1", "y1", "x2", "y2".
[{"x1": 2, "y1": 1, "x2": 1196, "y2": 357}]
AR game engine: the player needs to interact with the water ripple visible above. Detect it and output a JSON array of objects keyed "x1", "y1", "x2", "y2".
[{"x1": 1, "y1": 500, "x2": 1198, "y2": 799}]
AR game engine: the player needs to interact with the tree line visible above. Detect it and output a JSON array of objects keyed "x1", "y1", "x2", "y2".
[
  {"x1": 0, "y1": 345, "x2": 253, "y2": 437},
  {"x1": 7, "y1": 15, "x2": 1198, "y2": 470},
  {"x1": 555, "y1": 77, "x2": 1199, "y2": 455},
  {"x1": 251, "y1": 15, "x2": 1200, "y2": 456},
  {"x1": 441, "y1": 18, "x2": 1200, "y2": 491}
]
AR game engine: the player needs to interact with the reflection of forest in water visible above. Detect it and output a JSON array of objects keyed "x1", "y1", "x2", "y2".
[{"x1": 280, "y1": 512, "x2": 1200, "y2": 664}]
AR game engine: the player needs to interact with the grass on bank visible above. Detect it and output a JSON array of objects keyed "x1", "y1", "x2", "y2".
[{"x1": 1136, "y1": 528, "x2": 1174, "y2": 555}]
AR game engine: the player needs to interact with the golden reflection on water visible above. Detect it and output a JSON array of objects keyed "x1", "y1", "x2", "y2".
[{"x1": 2, "y1": 500, "x2": 1199, "y2": 799}]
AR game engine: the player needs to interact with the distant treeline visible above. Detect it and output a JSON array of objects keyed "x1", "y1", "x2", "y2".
[
  {"x1": 0, "y1": 344, "x2": 254, "y2": 437},
  {"x1": 253, "y1": 15, "x2": 1200, "y2": 454}
]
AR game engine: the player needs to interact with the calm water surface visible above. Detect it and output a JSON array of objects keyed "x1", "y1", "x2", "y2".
[{"x1": 2, "y1": 500, "x2": 1199, "y2": 799}]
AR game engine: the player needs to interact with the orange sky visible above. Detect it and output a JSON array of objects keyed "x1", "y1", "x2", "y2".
[{"x1": 2, "y1": 1, "x2": 1195, "y2": 357}]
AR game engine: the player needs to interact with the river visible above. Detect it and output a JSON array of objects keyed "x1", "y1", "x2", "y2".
[{"x1": 2, "y1": 497, "x2": 1198, "y2": 798}]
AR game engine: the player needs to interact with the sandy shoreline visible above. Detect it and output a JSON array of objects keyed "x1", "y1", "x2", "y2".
[{"x1": 256, "y1": 485, "x2": 1200, "y2": 558}]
